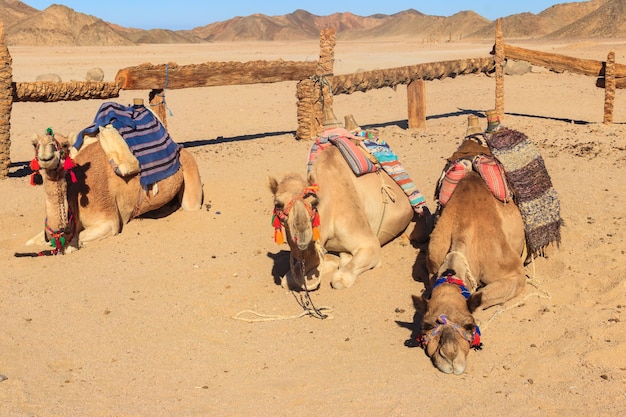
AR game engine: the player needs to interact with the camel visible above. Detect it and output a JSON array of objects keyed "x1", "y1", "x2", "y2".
[
  {"x1": 269, "y1": 128, "x2": 432, "y2": 291},
  {"x1": 417, "y1": 135, "x2": 526, "y2": 375},
  {"x1": 26, "y1": 130, "x2": 203, "y2": 253}
]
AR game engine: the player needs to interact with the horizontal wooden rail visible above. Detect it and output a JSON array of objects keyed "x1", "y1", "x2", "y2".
[
  {"x1": 503, "y1": 43, "x2": 626, "y2": 77},
  {"x1": 13, "y1": 81, "x2": 121, "y2": 102},
  {"x1": 327, "y1": 57, "x2": 495, "y2": 95},
  {"x1": 115, "y1": 60, "x2": 318, "y2": 90}
]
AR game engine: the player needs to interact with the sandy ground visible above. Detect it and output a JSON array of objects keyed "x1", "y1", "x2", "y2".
[{"x1": 1, "y1": 38, "x2": 625, "y2": 416}]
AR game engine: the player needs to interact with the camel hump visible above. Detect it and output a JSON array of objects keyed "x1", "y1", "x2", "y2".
[{"x1": 97, "y1": 125, "x2": 140, "y2": 176}]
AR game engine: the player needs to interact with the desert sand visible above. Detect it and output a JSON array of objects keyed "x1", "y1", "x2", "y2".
[{"x1": 0, "y1": 38, "x2": 625, "y2": 416}]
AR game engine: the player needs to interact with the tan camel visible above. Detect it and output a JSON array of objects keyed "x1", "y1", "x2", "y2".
[
  {"x1": 418, "y1": 138, "x2": 526, "y2": 374},
  {"x1": 269, "y1": 142, "x2": 431, "y2": 291},
  {"x1": 26, "y1": 131, "x2": 203, "y2": 253}
]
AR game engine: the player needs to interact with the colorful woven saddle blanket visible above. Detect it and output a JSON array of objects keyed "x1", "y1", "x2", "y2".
[
  {"x1": 74, "y1": 102, "x2": 181, "y2": 188},
  {"x1": 435, "y1": 153, "x2": 511, "y2": 207},
  {"x1": 308, "y1": 127, "x2": 427, "y2": 214},
  {"x1": 485, "y1": 128, "x2": 563, "y2": 256}
]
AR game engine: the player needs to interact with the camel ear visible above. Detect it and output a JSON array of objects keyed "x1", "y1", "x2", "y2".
[
  {"x1": 268, "y1": 176, "x2": 278, "y2": 195},
  {"x1": 53, "y1": 133, "x2": 71, "y2": 147},
  {"x1": 467, "y1": 292, "x2": 483, "y2": 313}
]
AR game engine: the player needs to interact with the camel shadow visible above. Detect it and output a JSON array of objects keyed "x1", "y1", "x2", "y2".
[
  {"x1": 396, "y1": 294, "x2": 429, "y2": 349},
  {"x1": 267, "y1": 250, "x2": 291, "y2": 286}
]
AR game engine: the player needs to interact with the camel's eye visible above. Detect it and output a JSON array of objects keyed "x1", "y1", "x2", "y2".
[
  {"x1": 274, "y1": 201, "x2": 284, "y2": 211},
  {"x1": 310, "y1": 198, "x2": 319, "y2": 209},
  {"x1": 463, "y1": 323, "x2": 475, "y2": 332}
]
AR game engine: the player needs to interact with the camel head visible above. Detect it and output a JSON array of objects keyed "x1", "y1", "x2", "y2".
[
  {"x1": 269, "y1": 173, "x2": 322, "y2": 290},
  {"x1": 31, "y1": 131, "x2": 74, "y2": 180},
  {"x1": 418, "y1": 271, "x2": 482, "y2": 375}
]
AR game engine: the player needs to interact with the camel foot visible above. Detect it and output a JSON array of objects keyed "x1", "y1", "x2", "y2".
[{"x1": 330, "y1": 269, "x2": 357, "y2": 289}]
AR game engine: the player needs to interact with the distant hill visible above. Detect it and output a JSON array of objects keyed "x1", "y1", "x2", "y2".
[{"x1": 0, "y1": 0, "x2": 622, "y2": 46}]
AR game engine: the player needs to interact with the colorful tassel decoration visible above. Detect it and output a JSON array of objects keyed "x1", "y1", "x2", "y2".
[
  {"x1": 63, "y1": 156, "x2": 77, "y2": 183},
  {"x1": 63, "y1": 156, "x2": 75, "y2": 171},
  {"x1": 29, "y1": 158, "x2": 42, "y2": 186},
  {"x1": 272, "y1": 213, "x2": 284, "y2": 244},
  {"x1": 30, "y1": 158, "x2": 40, "y2": 172},
  {"x1": 30, "y1": 172, "x2": 42, "y2": 186},
  {"x1": 311, "y1": 211, "x2": 320, "y2": 241}
]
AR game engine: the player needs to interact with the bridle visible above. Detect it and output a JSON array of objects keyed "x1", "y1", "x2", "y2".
[
  {"x1": 272, "y1": 183, "x2": 329, "y2": 319},
  {"x1": 44, "y1": 209, "x2": 77, "y2": 255},
  {"x1": 272, "y1": 184, "x2": 320, "y2": 245},
  {"x1": 416, "y1": 271, "x2": 483, "y2": 350},
  {"x1": 30, "y1": 131, "x2": 78, "y2": 255}
]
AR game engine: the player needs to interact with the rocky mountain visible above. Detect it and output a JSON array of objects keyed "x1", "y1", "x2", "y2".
[
  {"x1": 547, "y1": 0, "x2": 626, "y2": 38},
  {"x1": 0, "y1": 0, "x2": 622, "y2": 46}
]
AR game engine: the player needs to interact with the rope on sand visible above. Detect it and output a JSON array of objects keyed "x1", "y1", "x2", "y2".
[{"x1": 232, "y1": 306, "x2": 335, "y2": 323}]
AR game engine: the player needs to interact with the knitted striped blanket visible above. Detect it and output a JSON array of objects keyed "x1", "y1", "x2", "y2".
[
  {"x1": 74, "y1": 102, "x2": 181, "y2": 188},
  {"x1": 308, "y1": 128, "x2": 426, "y2": 214},
  {"x1": 485, "y1": 128, "x2": 563, "y2": 256}
]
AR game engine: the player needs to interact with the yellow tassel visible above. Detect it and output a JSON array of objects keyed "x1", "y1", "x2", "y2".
[
  {"x1": 312, "y1": 226, "x2": 320, "y2": 241},
  {"x1": 275, "y1": 229, "x2": 284, "y2": 245}
]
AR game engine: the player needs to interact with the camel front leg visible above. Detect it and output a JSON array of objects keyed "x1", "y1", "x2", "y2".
[
  {"x1": 330, "y1": 243, "x2": 381, "y2": 289},
  {"x1": 78, "y1": 220, "x2": 120, "y2": 247},
  {"x1": 472, "y1": 271, "x2": 526, "y2": 310}
]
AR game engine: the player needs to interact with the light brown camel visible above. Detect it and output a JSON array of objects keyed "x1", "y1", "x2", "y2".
[
  {"x1": 418, "y1": 138, "x2": 526, "y2": 375},
  {"x1": 269, "y1": 140, "x2": 431, "y2": 291},
  {"x1": 26, "y1": 131, "x2": 203, "y2": 253}
]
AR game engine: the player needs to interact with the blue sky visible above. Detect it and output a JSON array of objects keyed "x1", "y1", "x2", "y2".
[{"x1": 23, "y1": 1, "x2": 576, "y2": 30}]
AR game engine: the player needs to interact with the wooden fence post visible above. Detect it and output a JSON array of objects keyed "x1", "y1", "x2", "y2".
[
  {"x1": 296, "y1": 28, "x2": 335, "y2": 140},
  {"x1": 407, "y1": 79, "x2": 426, "y2": 129},
  {"x1": 494, "y1": 19, "x2": 505, "y2": 122},
  {"x1": 603, "y1": 51, "x2": 615, "y2": 125},
  {"x1": 0, "y1": 23, "x2": 12, "y2": 178}
]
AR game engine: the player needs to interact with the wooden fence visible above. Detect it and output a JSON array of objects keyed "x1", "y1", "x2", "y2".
[{"x1": 0, "y1": 20, "x2": 623, "y2": 178}]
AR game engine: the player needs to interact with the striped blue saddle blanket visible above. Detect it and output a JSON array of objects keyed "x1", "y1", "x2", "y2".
[{"x1": 74, "y1": 102, "x2": 181, "y2": 188}]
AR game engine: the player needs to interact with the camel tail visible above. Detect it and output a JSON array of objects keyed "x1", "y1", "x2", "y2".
[{"x1": 178, "y1": 148, "x2": 203, "y2": 210}]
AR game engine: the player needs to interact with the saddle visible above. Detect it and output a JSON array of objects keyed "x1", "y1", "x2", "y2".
[
  {"x1": 435, "y1": 139, "x2": 511, "y2": 207},
  {"x1": 308, "y1": 127, "x2": 427, "y2": 214}
]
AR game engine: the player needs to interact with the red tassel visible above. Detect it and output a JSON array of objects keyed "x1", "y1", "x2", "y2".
[
  {"x1": 30, "y1": 172, "x2": 37, "y2": 186},
  {"x1": 68, "y1": 170, "x2": 77, "y2": 183},
  {"x1": 272, "y1": 213, "x2": 281, "y2": 229},
  {"x1": 63, "y1": 156, "x2": 75, "y2": 171},
  {"x1": 30, "y1": 158, "x2": 40, "y2": 172},
  {"x1": 272, "y1": 213, "x2": 284, "y2": 244},
  {"x1": 311, "y1": 211, "x2": 320, "y2": 228}
]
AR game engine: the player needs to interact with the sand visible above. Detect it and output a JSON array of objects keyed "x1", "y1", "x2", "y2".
[{"x1": 0, "y1": 38, "x2": 625, "y2": 416}]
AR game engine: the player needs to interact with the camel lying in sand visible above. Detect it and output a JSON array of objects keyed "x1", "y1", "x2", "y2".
[
  {"x1": 269, "y1": 129, "x2": 431, "y2": 290},
  {"x1": 26, "y1": 130, "x2": 203, "y2": 253},
  {"x1": 418, "y1": 138, "x2": 526, "y2": 375}
]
